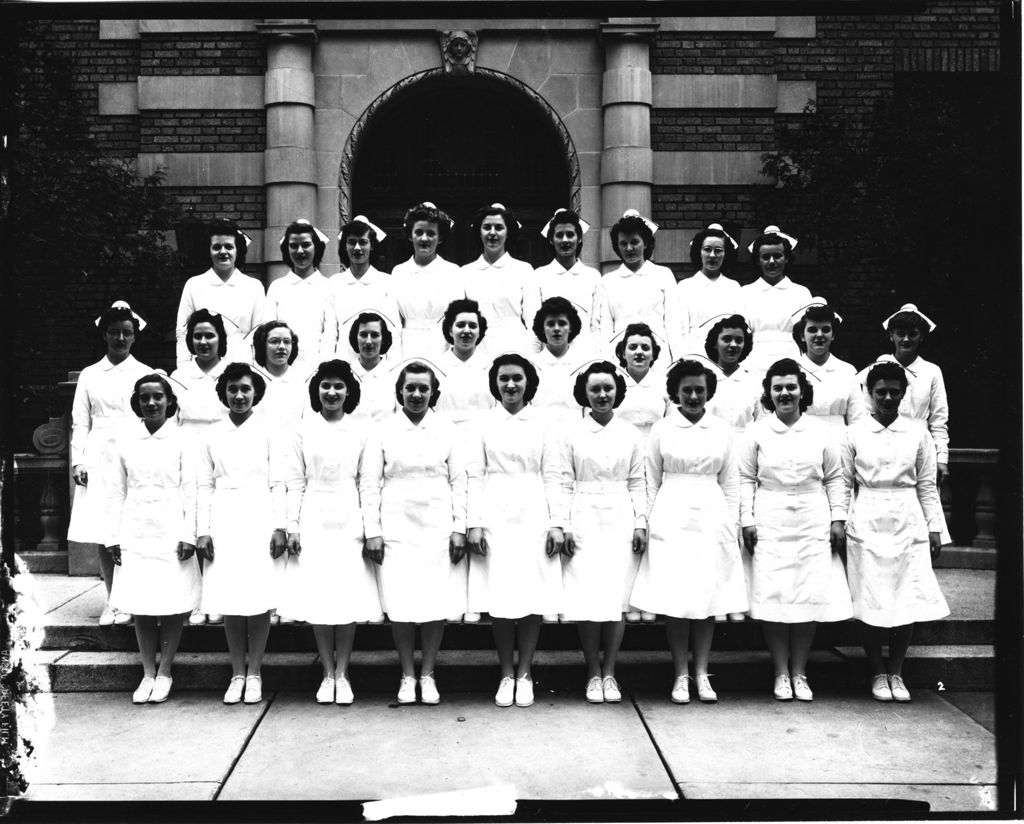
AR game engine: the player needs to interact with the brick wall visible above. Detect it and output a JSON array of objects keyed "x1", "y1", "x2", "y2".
[
  {"x1": 140, "y1": 110, "x2": 266, "y2": 152},
  {"x1": 139, "y1": 34, "x2": 265, "y2": 75},
  {"x1": 652, "y1": 34, "x2": 776, "y2": 74},
  {"x1": 651, "y1": 111, "x2": 777, "y2": 152}
]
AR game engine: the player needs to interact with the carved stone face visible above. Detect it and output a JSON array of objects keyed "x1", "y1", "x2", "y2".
[{"x1": 448, "y1": 34, "x2": 470, "y2": 61}]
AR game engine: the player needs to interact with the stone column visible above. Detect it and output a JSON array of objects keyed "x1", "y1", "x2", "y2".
[
  {"x1": 599, "y1": 19, "x2": 659, "y2": 272},
  {"x1": 257, "y1": 20, "x2": 318, "y2": 285}
]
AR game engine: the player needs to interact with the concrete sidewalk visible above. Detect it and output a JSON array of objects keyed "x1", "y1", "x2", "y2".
[{"x1": 18, "y1": 687, "x2": 996, "y2": 812}]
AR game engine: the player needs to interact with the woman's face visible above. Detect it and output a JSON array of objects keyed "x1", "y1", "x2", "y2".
[
  {"x1": 287, "y1": 232, "x2": 316, "y2": 274},
  {"x1": 585, "y1": 372, "x2": 617, "y2": 414},
  {"x1": 480, "y1": 214, "x2": 508, "y2": 256},
  {"x1": 105, "y1": 320, "x2": 136, "y2": 359},
  {"x1": 400, "y1": 371, "x2": 433, "y2": 414},
  {"x1": 210, "y1": 234, "x2": 237, "y2": 275},
  {"x1": 889, "y1": 326, "x2": 922, "y2": 360},
  {"x1": 345, "y1": 231, "x2": 371, "y2": 268},
  {"x1": 552, "y1": 222, "x2": 579, "y2": 260},
  {"x1": 676, "y1": 374, "x2": 708, "y2": 418},
  {"x1": 318, "y1": 375, "x2": 349, "y2": 415},
  {"x1": 451, "y1": 312, "x2": 481, "y2": 354},
  {"x1": 191, "y1": 322, "x2": 220, "y2": 364},
  {"x1": 226, "y1": 375, "x2": 255, "y2": 415},
  {"x1": 411, "y1": 220, "x2": 440, "y2": 261},
  {"x1": 357, "y1": 321, "x2": 383, "y2": 360},
  {"x1": 757, "y1": 242, "x2": 787, "y2": 282},
  {"x1": 624, "y1": 335, "x2": 654, "y2": 372},
  {"x1": 715, "y1": 327, "x2": 746, "y2": 367},
  {"x1": 265, "y1": 326, "x2": 294, "y2": 370},
  {"x1": 700, "y1": 236, "x2": 726, "y2": 275},
  {"x1": 496, "y1": 364, "x2": 527, "y2": 410},
  {"x1": 769, "y1": 373, "x2": 802, "y2": 417},
  {"x1": 803, "y1": 319, "x2": 834, "y2": 360},
  {"x1": 137, "y1": 381, "x2": 169, "y2": 425},
  {"x1": 617, "y1": 231, "x2": 646, "y2": 270},
  {"x1": 870, "y1": 378, "x2": 905, "y2": 417},
  {"x1": 543, "y1": 314, "x2": 572, "y2": 348}
]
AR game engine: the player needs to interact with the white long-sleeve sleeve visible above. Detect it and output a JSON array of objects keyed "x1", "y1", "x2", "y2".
[{"x1": 358, "y1": 432, "x2": 385, "y2": 541}]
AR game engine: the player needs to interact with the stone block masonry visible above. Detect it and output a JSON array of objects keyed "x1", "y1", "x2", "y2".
[{"x1": 140, "y1": 111, "x2": 266, "y2": 153}]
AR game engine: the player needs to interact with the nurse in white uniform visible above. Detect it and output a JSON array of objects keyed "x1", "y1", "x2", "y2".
[
  {"x1": 68, "y1": 301, "x2": 152, "y2": 626},
  {"x1": 599, "y1": 210, "x2": 680, "y2": 361},
  {"x1": 197, "y1": 363, "x2": 287, "y2": 706},
  {"x1": 280, "y1": 360, "x2": 382, "y2": 705},
  {"x1": 739, "y1": 358, "x2": 852, "y2": 702},
  {"x1": 263, "y1": 219, "x2": 336, "y2": 374},
  {"x1": 672, "y1": 223, "x2": 743, "y2": 358},
  {"x1": 107, "y1": 373, "x2": 201, "y2": 705},
  {"x1": 391, "y1": 202, "x2": 463, "y2": 361},
  {"x1": 702, "y1": 314, "x2": 761, "y2": 434},
  {"x1": 845, "y1": 361, "x2": 949, "y2": 704},
  {"x1": 553, "y1": 361, "x2": 647, "y2": 704},
  {"x1": 466, "y1": 354, "x2": 563, "y2": 708},
  {"x1": 630, "y1": 360, "x2": 747, "y2": 705},
  {"x1": 530, "y1": 296, "x2": 591, "y2": 428},
  {"x1": 361, "y1": 361, "x2": 468, "y2": 705},
  {"x1": 791, "y1": 299, "x2": 864, "y2": 432},
  {"x1": 342, "y1": 310, "x2": 398, "y2": 426},
  {"x1": 461, "y1": 203, "x2": 538, "y2": 357},
  {"x1": 176, "y1": 219, "x2": 264, "y2": 368},
  {"x1": 740, "y1": 225, "x2": 812, "y2": 373},
  {"x1": 330, "y1": 216, "x2": 399, "y2": 361},
  {"x1": 533, "y1": 209, "x2": 603, "y2": 352},
  {"x1": 251, "y1": 320, "x2": 308, "y2": 435}
]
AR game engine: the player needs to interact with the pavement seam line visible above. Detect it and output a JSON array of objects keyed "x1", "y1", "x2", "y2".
[
  {"x1": 628, "y1": 691, "x2": 685, "y2": 800},
  {"x1": 45, "y1": 582, "x2": 104, "y2": 615},
  {"x1": 211, "y1": 689, "x2": 276, "y2": 801}
]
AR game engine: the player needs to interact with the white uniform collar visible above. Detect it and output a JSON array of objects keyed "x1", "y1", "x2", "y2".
[
  {"x1": 100, "y1": 354, "x2": 139, "y2": 372},
  {"x1": 750, "y1": 275, "x2": 793, "y2": 291},
  {"x1": 201, "y1": 268, "x2": 243, "y2": 286},
  {"x1": 767, "y1": 412, "x2": 809, "y2": 433}
]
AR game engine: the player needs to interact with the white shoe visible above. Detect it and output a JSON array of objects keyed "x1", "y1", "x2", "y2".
[
  {"x1": 368, "y1": 613, "x2": 386, "y2": 624},
  {"x1": 132, "y1": 676, "x2": 155, "y2": 704},
  {"x1": 495, "y1": 676, "x2": 515, "y2": 707},
  {"x1": 99, "y1": 605, "x2": 115, "y2": 626},
  {"x1": 278, "y1": 614, "x2": 295, "y2": 625},
  {"x1": 188, "y1": 609, "x2": 207, "y2": 626},
  {"x1": 714, "y1": 614, "x2": 728, "y2": 623},
  {"x1": 871, "y1": 673, "x2": 893, "y2": 702},
  {"x1": 206, "y1": 613, "x2": 223, "y2": 625},
  {"x1": 542, "y1": 614, "x2": 559, "y2": 624},
  {"x1": 316, "y1": 677, "x2": 335, "y2": 704},
  {"x1": 515, "y1": 676, "x2": 534, "y2": 707},
  {"x1": 727, "y1": 612, "x2": 746, "y2": 622},
  {"x1": 671, "y1": 675, "x2": 691, "y2": 704},
  {"x1": 624, "y1": 610, "x2": 641, "y2": 623},
  {"x1": 335, "y1": 675, "x2": 354, "y2": 705},
  {"x1": 149, "y1": 676, "x2": 172, "y2": 703},
  {"x1": 888, "y1": 674, "x2": 911, "y2": 702},
  {"x1": 602, "y1": 676, "x2": 622, "y2": 703},
  {"x1": 773, "y1": 674, "x2": 793, "y2": 701},
  {"x1": 223, "y1": 676, "x2": 245, "y2": 704},
  {"x1": 419, "y1": 673, "x2": 440, "y2": 705},
  {"x1": 792, "y1": 674, "x2": 813, "y2": 702},
  {"x1": 640, "y1": 611, "x2": 656, "y2": 623},
  {"x1": 397, "y1": 675, "x2": 417, "y2": 704},
  {"x1": 243, "y1": 675, "x2": 263, "y2": 704},
  {"x1": 695, "y1": 674, "x2": 717, "y2": 703},
  {"x1": 268, "y1": 611, "x2": 280, "y2": 626},
  {"x1": 585, "y1": 676, "x2": 604, "y2": 703},
  {"x1": 112, "y1": 608, "x2": 132, "y2": 626},
  {"x1": 463, "y1": 612, "x2": 481, "y2": 624},
  {"x1": 447, "y1": 614, "x2": 463, "y2": 624}
]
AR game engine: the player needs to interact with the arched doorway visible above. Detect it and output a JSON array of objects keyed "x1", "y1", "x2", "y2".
[{"x1": 345, "y1": 70, "x2": 577, "y2": 271}]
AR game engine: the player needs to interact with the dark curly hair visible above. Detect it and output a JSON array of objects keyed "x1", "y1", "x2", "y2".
[
  {"x1": 865, "y1": 361, "x2": 910, "y2": 393},
  {"x1": 610, "y1": 214, "x2": 655, "y2": 261},
  {"x1": 96, "y1": 304, "x2": 140, "y2": 339},
  {"x1": 792, "y1": 304, "x2": 841, "y2": 353},
  {"x1": 441, "y1": 298, "x2": 488, "y2": 345},
  {"x1": 279, "y1": 220, "x2": 326, "y2": 269},
  {"x1": 487, "y1": 353, "x2": 540, "y2": 404},
  {"x1": 703, "y1": 314, "x2": 754, "y2": 363},
  {"x1": 750, "y1": 229, "x2": 795, "y2": 274},
  {"x1": 338, "y1": 218, "x2": 381, "y2": 267},
  {"x1": 308, "y1": 359, "x2": 362, "y2": 414},
  {"x1": 689, "y1": 225, "x2": 737, "y2": 272},
  {"x1": 666, "y1": 359, "x2": 718, "y2": 405},
  {"x1": 253, "y1": 321, "x2": 299, "y2": 368},
  {"x1": 615, "y1": 322, "x2": 662, "y2": 368},
  {"x1": 207, "y1": 218, "x2": 248, "y2": 267},
  {"x1": 347, "y1": 312, "x2": 394, "y2": 357},
  {"x1": 216, "y1": 362, "x2": 267, "y2": 408},
  {"x1": 885, "y1": 310, "x2": 930, "y2": 341},
  {"x1": 403, "y1": 202, "x2": 452, "y2": 244},
  {"x1": 759, "y1": 358, "x2": 813, "y2": 413},
  {"x1": 471, "y1": 204, "x2": 519, "y2": 248},
  {"x1": 394, "y1": 361, "x2": 441, "y2": 409},
  {"x1": 544, "y1": 209, "x2": 585, "y2": 257},
  {"x1": 532, "y1": 296, "x2": 582, "y2": 344},
  {"x1": 573, "y1": 361, "x2": 627, "y2": 409},
  {"x1": 186, "y1": 308, "x2": 228, "y2": 358},
  {"x1": 130, "y1": 373, "x2": 179, "y2": 418}
]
